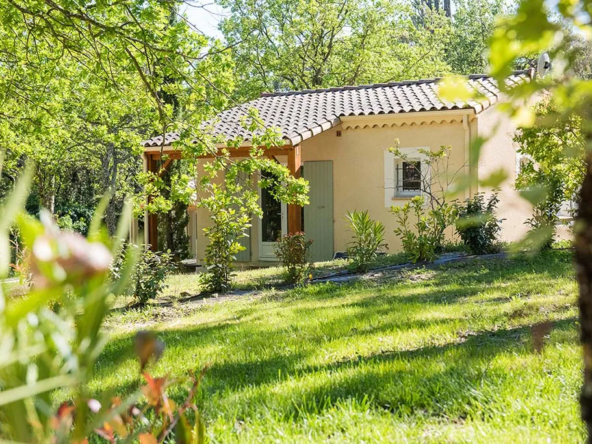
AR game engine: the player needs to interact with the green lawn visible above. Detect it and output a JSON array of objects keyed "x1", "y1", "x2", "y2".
[
  {"x1": 159, "y1": 253, "x2": 408, "y2": 302},
  {"x1": 93, "y1": 250, "x2": 583, "y2": 442}
]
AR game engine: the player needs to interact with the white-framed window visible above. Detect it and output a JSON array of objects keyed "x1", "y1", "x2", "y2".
[
  {"x1": 558, "y1": 199, "x2": 577, "y2": 220},
  {"x1": 395, "y1": 158, "x2": 422, "y2": 197},
  {"x1": 516, "y1": 151, "x2": 532, "y2": 178},
  {"x1": 384, "y1": 147, "x2": 429, "y2": 207}
]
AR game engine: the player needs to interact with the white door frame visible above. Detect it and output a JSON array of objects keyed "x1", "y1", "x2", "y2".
[{"x1": 258, "y1": 174, "x2": 287, "y2": 261}]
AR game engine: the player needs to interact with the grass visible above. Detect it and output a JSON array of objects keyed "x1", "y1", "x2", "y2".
[
  {"x1": 92, "y1": 250, "x2": 582, "y2": 442},
  {"x1": 159, "y1": 253, "x2": 409, "y2": 302}
]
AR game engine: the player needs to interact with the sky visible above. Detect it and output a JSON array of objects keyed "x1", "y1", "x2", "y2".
[{"x1": 181, "y1": 2, "x2": 229, "y2": 40}]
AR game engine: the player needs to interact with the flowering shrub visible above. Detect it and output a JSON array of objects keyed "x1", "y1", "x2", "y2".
[
  {"x1": 456, "y1": 191, "x2": 503, "y2": 255},
  {"x1": 0, "y1": 164, "x2": 208, "y2": 443},
  {"x1": 274, "y1": 232, "x2": 313, "y2": 283},
  {"x1": 392, "y1": 196, "x2": 457, "y2": 263}
]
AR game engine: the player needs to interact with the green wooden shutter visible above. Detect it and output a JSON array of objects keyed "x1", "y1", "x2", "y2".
[
  {"x1": 303, "y1": 161, "x2": 334, "y2": 262},
  {"x1": 235, "y1": 171, "x2": 251, "y2": 262}
]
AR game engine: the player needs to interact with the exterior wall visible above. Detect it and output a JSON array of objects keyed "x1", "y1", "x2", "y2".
[
  {"x1": 300, "y1": 113, "x2": 473, "y2": 253},
  {"x1": 476, "y1": 101, "x2": 532, "y2": 242}
]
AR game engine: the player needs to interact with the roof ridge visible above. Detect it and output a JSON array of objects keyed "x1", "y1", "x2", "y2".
[
  {"x1": 142, "y1": 70, "x2": 533, "y2": 148},
  {"x1": 259, "y1": 70, "x2": 532, "y2": 98}
]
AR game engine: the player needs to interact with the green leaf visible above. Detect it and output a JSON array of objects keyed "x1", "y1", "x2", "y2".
[
  {"x1": 88, "y1": 193, "x2": 111, "y2": 241},
  {"x1": 438, "y1": 76, "x2": 475, "y2": 103},
  {"x1": 479, "y1": 169, "x2": 508, "y2": 188},
  {"x1": 0, "y1": 163, "x2": 33, "y2": 233},
  {"x1": 0, "y1": 375, "x2": 78, "y2": 407},
  {"x1": 175, "y1": 411, "x2": 193, "y2": 444},
  {"x1": 519, "y1": 184, "x2": 548, "y2": 205},
  {"x1": 112, "y1": 198, "x2": 132, "y2": 256}
]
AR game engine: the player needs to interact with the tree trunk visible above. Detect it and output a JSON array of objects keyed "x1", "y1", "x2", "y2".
[
  {"x1": 576, "y1": 150, "x2": 592, "y2": 439},
  {"x1": 39, "y1": 173, "x2": 56, "y2": 214},
  {"x1": 101, "y1": 143, "x2": 120, "y2": 234},
  {"x1": 443, "y1": 0, "x2": 451, "y2": 17}
]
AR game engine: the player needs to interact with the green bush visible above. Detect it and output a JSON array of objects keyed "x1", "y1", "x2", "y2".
[
  {"x1": 456, "y1": 191, "x2": 503, "y2": 255},
  {"x1": 524, "y1": 173, "x2": 564, "y2": 250},
  {"x1": 274, "y1": 232, "x2": 313, "y2": 283},
  {"x1": 346, "y1": 210, "x2": 388, "y2": 272},
  {"x1": 200, "y1": 223, "x2": 245, "y2": 293},
  {"x1": 392, "y1": 196, "x2": 457, "y2": 263},
  {"x1": 112, "y1": 244, "x2": 176, "y2": 305}
]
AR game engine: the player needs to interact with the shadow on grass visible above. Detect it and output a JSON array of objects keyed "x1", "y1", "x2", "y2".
[{"x1": 97, "y1": 317, "x2": 577, "y2": 425}]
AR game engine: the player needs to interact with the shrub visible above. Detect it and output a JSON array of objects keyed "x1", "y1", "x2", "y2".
[
  {"x1": 392, "y1": 196, "x2": 457, "y2": 263},
  {"x1": 456, "y1": 191, "x2": 503, "y2": 255},
  {"x1": 524, "y1": 173, "x2": 564, "y2": 250},
  {"x1": 274, "y1": 232, "x2": 313, "y2": 283},
  {"x1": 0, "y1": 163, "x2": 208, "y2": 442},
  {"x1": 112, "y1": 244, "x2": 176, "y2": 305},
  {"x1": 200, "y1": 221, "x2": 245, "y2": 293},
  {"x1": 346, "y1": 210, "x2": 388, "y2": 272}
]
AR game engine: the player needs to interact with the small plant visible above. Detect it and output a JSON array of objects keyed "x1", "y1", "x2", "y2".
[
  {"x1": 456, "y1": 191, "x2": 503, "y2": 255},
  {"x1": 274, "y1": 232, "x2": 313, "y2": 283},
  {"x1": 346, "y1": 210, "x2": 388, "y2": 272},
  {"x1": 112, "y1": 244, "x2": 176, "y2": 305},
  {"x1": 200, "y1": 222, "x2": 245, "y2": 293},
  {"x1": 392, "y1": 196, "x2": 457, "y2": 263}
]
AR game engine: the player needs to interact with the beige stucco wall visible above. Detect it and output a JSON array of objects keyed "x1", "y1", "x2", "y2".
[{"x1": 476, "y1": 102, "x2": 532, "y2": 242}]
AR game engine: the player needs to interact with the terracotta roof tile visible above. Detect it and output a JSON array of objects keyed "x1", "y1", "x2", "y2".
[{"x1": 142, "y1": 70, "x2": 533, "y2": 147}]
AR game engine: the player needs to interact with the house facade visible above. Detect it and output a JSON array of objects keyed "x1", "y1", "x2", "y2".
[{"x1": 142, "y1": 70, "x2": 535, "y2": 265}]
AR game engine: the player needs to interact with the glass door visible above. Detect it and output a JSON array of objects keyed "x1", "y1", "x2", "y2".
[{"x1": 259, "y1": 174, "x2": 286, "y2": 260}]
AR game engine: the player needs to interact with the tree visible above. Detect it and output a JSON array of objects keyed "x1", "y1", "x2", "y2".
[
  {"x1": 514, "y1": 97, "x2": 584, "y2": 246},
  {"x1": 218, "y1": 0, "x2": 452, "y2": 98},
  {"x1": 446, "y1": 0, "x2": 515, "y2": 74},
  {"x1": 0, "y1": 0, "x2": 237, "y2": 243},
  {"x1": 412, "y1": 0, "x2": 451, "y2": 24},
  {"x1": 389, "y1": 145, "x2": 462, "y2": 262},
  {"x1": 148, "y1": 111, "x2": 310, "y2": 292}
]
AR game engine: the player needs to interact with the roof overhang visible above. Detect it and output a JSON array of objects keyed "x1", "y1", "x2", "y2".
[{"x1": 339, "y1": 109, "x2": 477, "y2": 130}]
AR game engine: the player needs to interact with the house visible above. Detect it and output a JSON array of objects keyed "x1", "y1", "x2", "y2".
[{"x1": 141, "y1": 70, "x2": 535, "y2": 265}]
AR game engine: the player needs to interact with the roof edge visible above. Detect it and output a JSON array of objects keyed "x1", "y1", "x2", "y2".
[{"x1": 260, "y1": 69, "x2": 534, "y2": 98}]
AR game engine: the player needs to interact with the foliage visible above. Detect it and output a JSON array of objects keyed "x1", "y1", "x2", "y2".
[
  {"x1": 0, "y1": 0, "x2": 236, "y2": 244},
  {"x1": 0, "y1": 157, "x2": 209, "y2": 442},
  {"x1": 446, "y1": 0, "x2": 514, "y2": 74},
  {"x1": 443, "y1": 0, "x2": 592, "y2": 431},
  {"x1": 514, "y1": 97, "x2": 583, "y2": 249},
  {"x1": 274, "y1": 232, "x2": 314, "y2": 284},
  {"x1": 199, "y1": 216, "x2": 246, "y2": 294},
  {"x1": 56, "y1": 214, "x2": 89, "y2": 235},
  {"x1": 219, "y1": 0, "x2": 452, "y2": 98},
  {"x1": 456, "y1": 191, "x2": 503, "y2": 254},
  {"x1": 523, "y1": 172, "x2": 565, "y2": 250},
  {"x1": 346, "y1": 210, "x2": 388, "y2": 272},
  {"x1": 514, "y1": 97, "x2": 584, "y2": 213},
  {"x1": 112, "y1": 245, "x2": 176, "y2": 306},
  {"x1": 388, "y1": 144, "x2": 460, "y2": 262},
  {"x1": 158, "y1": 161, "x2": 191, "y2": 258},
  {"x1": 392, "y1": 196, "x2": 458, "y2": 262}
]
